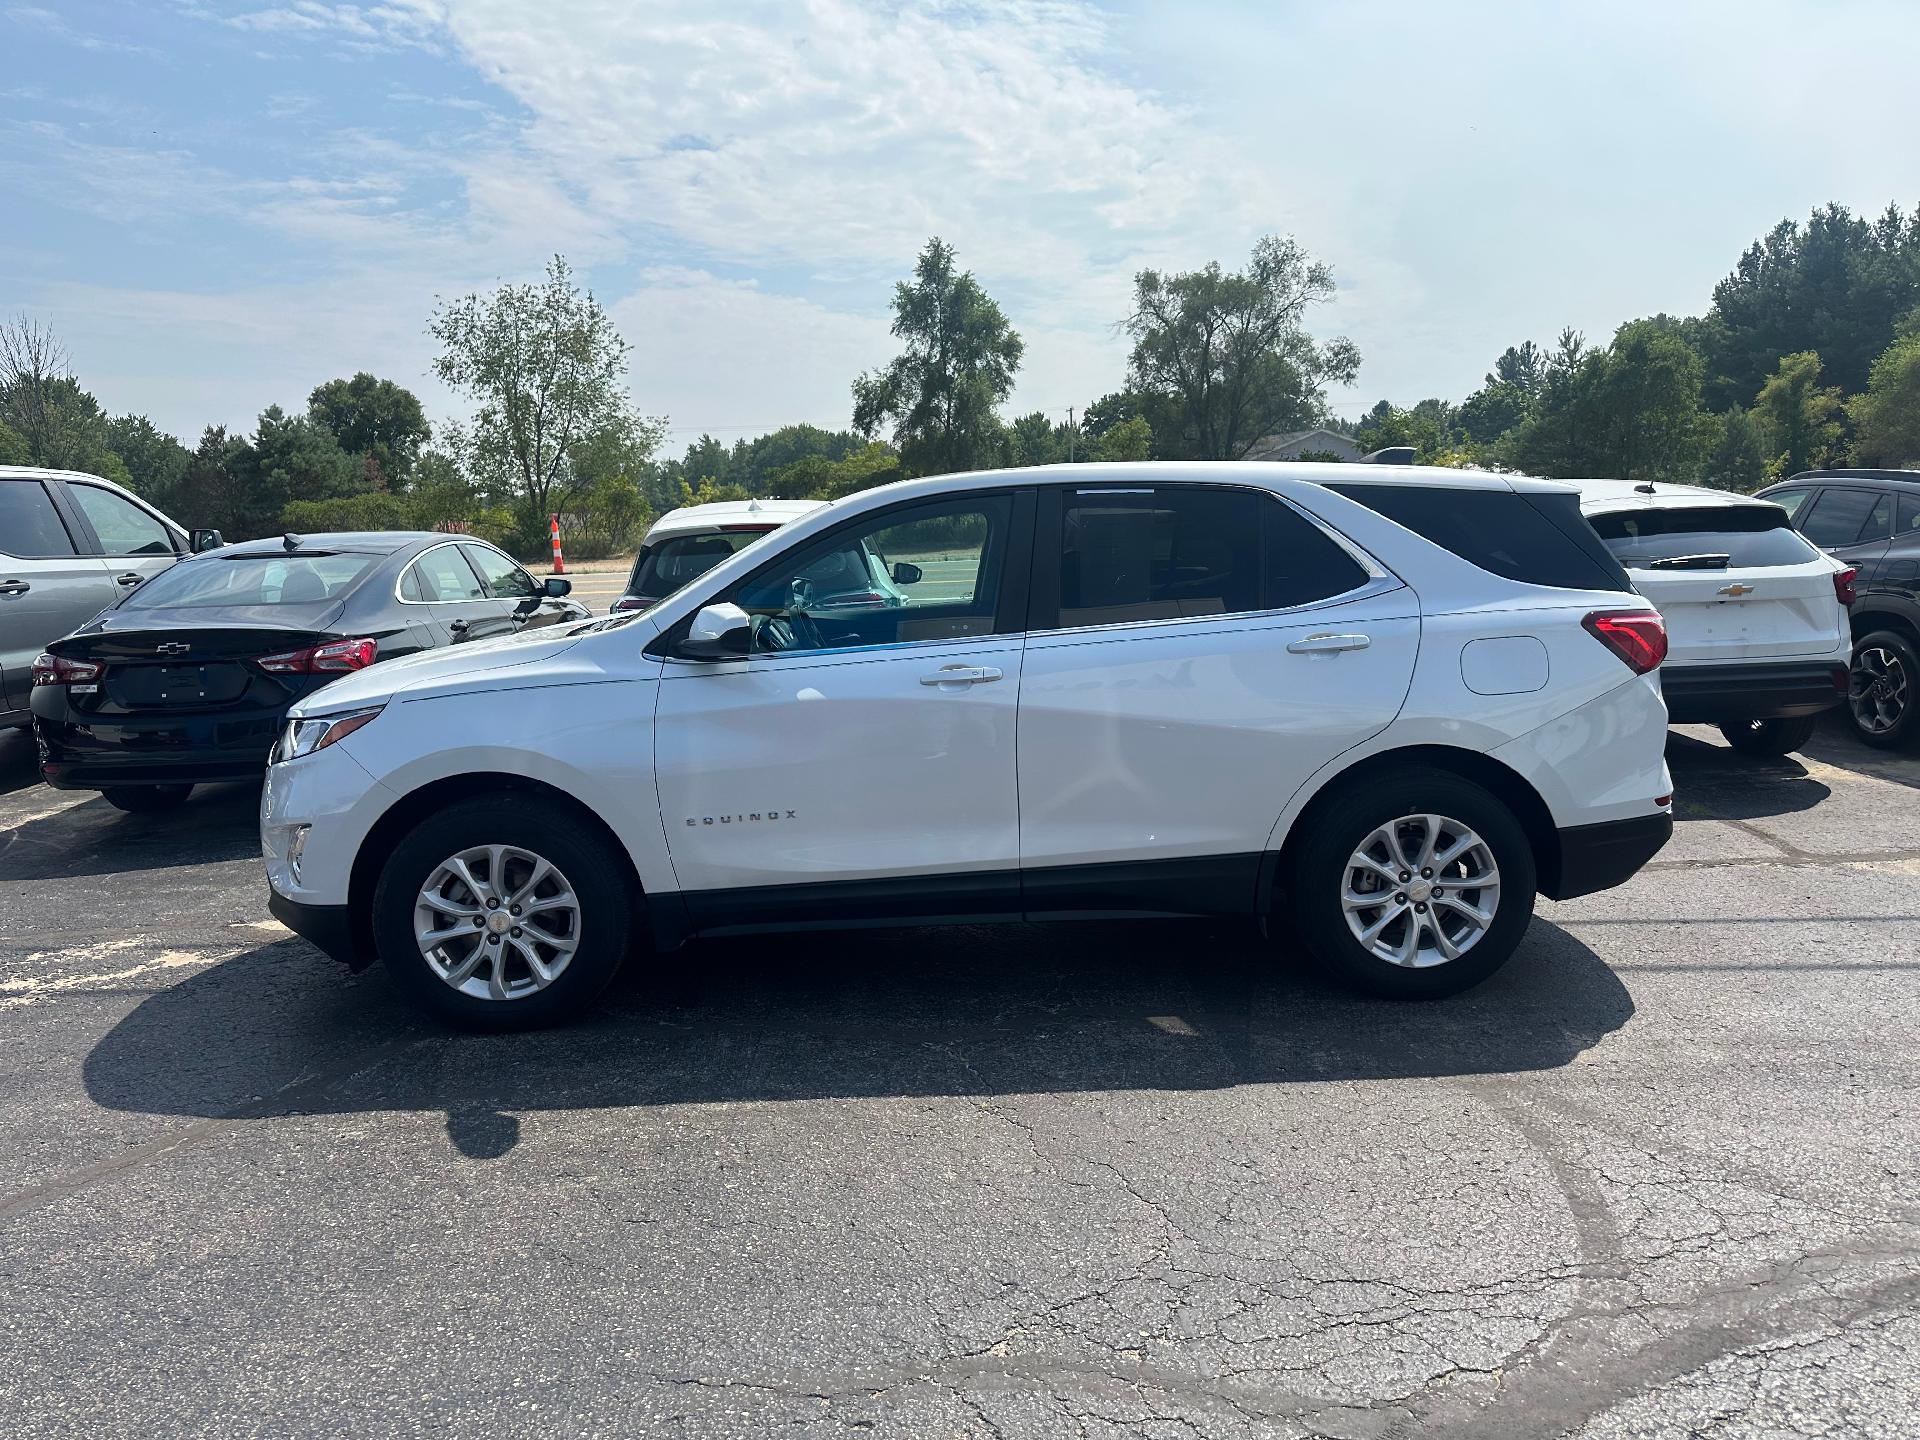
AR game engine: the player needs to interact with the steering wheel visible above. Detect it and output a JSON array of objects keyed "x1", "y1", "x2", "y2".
[{"x1": 751, "y1": 609, "x2": 825, "y2": 653}]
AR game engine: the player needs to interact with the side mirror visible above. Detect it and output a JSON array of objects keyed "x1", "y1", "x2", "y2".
[
  {"x1": 190, "y1": 528, "x2": 225, "y2": 554},
  {"x1": 890, "y1": 561, "x2": 923, "y2": 585},
  {"x1": 544, "y1": 576, "x2": 572, "y2": 598},
  {"x1": 680, "y1": 602, "x2": 752, "y2": 658}
]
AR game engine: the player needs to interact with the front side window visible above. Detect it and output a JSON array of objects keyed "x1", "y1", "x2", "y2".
[
  {"x1": 1801, "y1": 488, "x2": 1890, "y2": 549},
  {"x1": 68, "y1": 484, "x2": 174, "y2": 556},
  {"x1": 732, "y1": 495, "x2": 1011, "y2": 654},
  {"x1": 1763, "y1": 488, "x2": 1811, "y2": 521},
  {"x1": 1051, "y1": 488, "x2": 1368, "y2": 628},
  {"x1": 0, "y1": 480, "x2": 76, "y2": 557},
  {"x1": 462, "y1": 543, "x2": 537, "y2": 599},
  {"x1": 406, "y1": 545, "x2": 488, "y2": 602}
]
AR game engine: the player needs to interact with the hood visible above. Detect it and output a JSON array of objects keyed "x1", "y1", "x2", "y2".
[{"x1": 290, "y1": 624, "x2": 589, "y2": 716}]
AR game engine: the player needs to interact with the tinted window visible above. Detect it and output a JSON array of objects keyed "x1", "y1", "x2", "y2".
[
  {"x1": 1264, "y1": 500, "x2": 1370, "y2": 607},
  {"x1": 463, "y1": 543, "x2": 537, "y2": 599},
  {"x1": 407, "y1": 545, "x2": 487, "y2": 601},
  {"x1": 0, "y1": 480, "x2": 76, "y2": 557},
  {"x1": 1588, "y1": 505, "x2": 1822, "y2": 570},
  {"x1": 630, "y1": 530, "x2": 770, "y2": 601},
  {"x1": 1332, "y1": 484, "x2": 1632, "y2": 592},
  {"x1": 123, "y1": 553, "x2": 378, "y2": 608},
  {"x1": 68, "y1": 484, "x2": 174, "y2": 556},
  {"x1": 1898, "y1": 493, "x2": 1920, "y2": 538},
  {"x1": 1801, "y1": 488, "x2": 1890, "y2": 549},
  {"x1": 1762, "y1": 487, "x2": 1811, "y2": 520},
  {"x1": 1058, "y1": 489, "x2": 1259, "y2": 626}
]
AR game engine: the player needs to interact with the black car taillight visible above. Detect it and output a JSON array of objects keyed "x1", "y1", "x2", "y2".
[
  {"x1": 30, "y1": 652, "x2": 103, "y2": 687},
  {"x1": 256, "y1": 637, "x2": 378, "y2": 675},
  {"x1": 1582, "y1": 610, "x2": 1668, "y2": 675}
]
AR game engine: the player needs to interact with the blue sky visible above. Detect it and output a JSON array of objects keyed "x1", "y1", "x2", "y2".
[{"x1": 5, "y1": 0, "x2": 1919, "y2": 449}]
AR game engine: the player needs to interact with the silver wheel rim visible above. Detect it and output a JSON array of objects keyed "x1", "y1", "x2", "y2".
[
  {"x1": 1849, "y1": 647, "x2": 1908, "y2": 736},
  {"x1": 414, "y1": 844, "x2": 580, "y2": 1001},
  {"x1": 1341, "y1": 813, "x2": 1501, "y2": 969}
]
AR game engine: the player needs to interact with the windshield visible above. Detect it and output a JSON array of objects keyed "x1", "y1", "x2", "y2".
[
  {"x1": 627, "y1": 530, "x2": 775, "y2": 602},
  {"x1": 1587, "y1": 505, "x2": 1820, "y2": 569},
  {"x1": 122, "y1": 552, "x2": 380, "y2": 609}
]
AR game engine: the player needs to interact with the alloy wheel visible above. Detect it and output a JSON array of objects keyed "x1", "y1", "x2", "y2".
[
  {"x1": 1849, "y1": 646, "x2": 1910, "y2": 737},
  {"x1": 1341, "y1": 813, "x2": 1501, "y2": 969},
  {"x1": 414, "y1": 844, "x2": 581, "y2": 1001}
]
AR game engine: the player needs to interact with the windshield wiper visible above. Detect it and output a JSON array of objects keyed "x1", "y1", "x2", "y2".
[{"x1": 1643, "y1": 553, "x2": 1732, "y2": 570}]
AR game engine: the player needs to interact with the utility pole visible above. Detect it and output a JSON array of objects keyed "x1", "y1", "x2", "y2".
[{"x1": 1067, "y1": 406, "x2": 1076, "y2": 463}]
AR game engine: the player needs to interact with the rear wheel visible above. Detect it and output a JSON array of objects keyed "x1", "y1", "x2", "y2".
[
  {"x1": 372, "y1": 795, "x2": 633, "y2": 1029},
  {"x1": 1285, "y1": 768, "x2": 1537, "y2": 1000},
  {"x1": 1717, "y1": 716, "x2": 1818, "y2": 756},
  {"x1": 102, "y1": 784, "x2": 193, "y2": 813},
  {"x1": 1847, "y1": 630, "x2": 1919, "y2": 749}
]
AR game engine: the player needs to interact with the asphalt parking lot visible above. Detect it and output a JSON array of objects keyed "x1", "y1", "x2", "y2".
[{"x1": 1, "y1": 718, "x2": 1916, "y2": 1439}]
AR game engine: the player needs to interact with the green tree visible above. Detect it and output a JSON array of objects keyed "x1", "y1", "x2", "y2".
[
  {"x1": 851, "y1": 237, "x2": 1024, "y2": 476},
  {"x1": 1752, "y1": 350, "x2": 1844, "y2": 478},
  {"x1": 430, "y1": 255, "x2": 649, "y2": 530},
  {"x1": 251, "y1": 404, "x2": 360, "y2": 507},
  {"x1": 1355, "y1": 403, "x2": 1453, "y2": 461},
  {"x1": 766, "y1": 442, "x2": 905, "y2": 500},
  {"x1": 1006, "y1": 410, "x2": 1069, "y2": 467},
  {"x1": 1505, "y1": 322, "x2": 1707, "y2": 482},
  {"x1": 1454, "y1": 380, "x2": 1531, "y2": 443},
  {"x1": 1848, "y1": 335, "x2": 1920, "y2": 468},
  {"x1": 0, "y1": 418, "x2": 30, "y2": 465},
  {"x1": 726, "y1": 424, "x2": 862, "y2": 493},
  {"x1": 1699, "y1": 408, "x2": 1769, "y2": 492},
  {"x1": 105, "y1": 414, "x2": 192, "y2": 510},
  {"x1": 1491, "y1": 341, "x2": 1548, "y2": 393},
  {"x1": 307, "y1": 373, "x2": 431, "y2": 489},
  {"x1": 1123, "y1": 234, "x2": 1360, "y2": 460},
  {"x1": 1089, "y1": 414, "x2": 1152, "y2": 462}
]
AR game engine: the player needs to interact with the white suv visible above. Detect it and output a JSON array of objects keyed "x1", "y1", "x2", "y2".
[
  {"x1": 1574, "y1": 479, "x2": 1852, "y2": 756},
  {"x1": 261, "y1": 463, "x2": 1675, "y2": 1027}
]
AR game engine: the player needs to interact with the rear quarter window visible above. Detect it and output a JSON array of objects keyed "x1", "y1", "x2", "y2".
[
  {"x1": 1330, "y1": 484, "x2": 1631, "y2": 593},
  {"x1": 1586, "y1": 505, "x2": 1821, "y2": 570}
]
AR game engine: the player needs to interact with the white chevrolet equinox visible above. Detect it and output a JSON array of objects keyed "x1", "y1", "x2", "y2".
[{"x1": 262, "y1": 464, "x2": 1675, "y2": 1027}]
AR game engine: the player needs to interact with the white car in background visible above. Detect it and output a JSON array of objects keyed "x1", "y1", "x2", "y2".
[
  {"x1": 1575, "y1": 479, "x2": 1853, "y2": 756},
  {"x1": 611, "y1": 497, "x2": 823, "y2": 614},
  {"x1": 262, "y1": 462, "x2": 1675, "y2": 1028}
]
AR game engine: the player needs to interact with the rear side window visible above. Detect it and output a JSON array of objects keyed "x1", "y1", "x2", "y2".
[
  {"x1": 1899, "y1": 493, "x2": 1920, "y2": 537},
  {"x1": 1586, "y1": 505, "x2": 1821, "y2": 570},
  {"x1": 1801, "y1": 488, "x2": 1891, "y2": 548},
  {"x1": 1052, "y1": 488, "x2": 1366, "y2": 628},
  {"x1": 0, "y1": 480, "x2": 76, "y2": 557},
  {"x1": 408, "y1": 545, "x2": 487, "y2": 602},
  {"x1": 1331, "y1": 484, "x2": 1631, "y2": 593}
]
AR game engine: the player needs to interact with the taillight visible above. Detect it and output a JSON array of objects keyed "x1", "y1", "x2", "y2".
[
  {"x1": 1832, "y1": 567, "x2": 1857, "y2": 607},
  {"x1": 30, "y1": 652, "x2": 104, "y2": 687},
  {"x1": 1582, "y1": 609, "x2": 1667, "y2": 674},
  {"x1": 257, "y1": 637, "x2": 378, "y2": 675}
]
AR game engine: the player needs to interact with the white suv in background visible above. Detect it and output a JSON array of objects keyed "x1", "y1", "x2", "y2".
[
  {"x1": 261, "y1": 463, "x2": 1675, "y2": 1027},
  {"x1": 1575, "y1": 479, "x2": 1852, "y2": 756}
]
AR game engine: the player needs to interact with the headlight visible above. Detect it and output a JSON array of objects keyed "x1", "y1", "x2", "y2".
[{"x1": 272, "y1": 706, "x2": 383, "y2": 763}]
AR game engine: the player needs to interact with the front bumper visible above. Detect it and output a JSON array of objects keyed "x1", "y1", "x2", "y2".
[
  {"x1": 1543, "y1": 811, "x2": 1673, "y2": 900},
  {"x1": 1659, "y1": 661, "x2": 1848, "y2": 724},
  {"x1": 268, "y1": 888, "x2": 362, "y2": 968}
]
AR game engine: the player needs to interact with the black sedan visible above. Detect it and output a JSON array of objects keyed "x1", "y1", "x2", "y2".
[{"x1": 30, "y1": 531, "x2": 587, "y2": 810}]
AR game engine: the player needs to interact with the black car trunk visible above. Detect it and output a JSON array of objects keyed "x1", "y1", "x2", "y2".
[{"x1": 49, "y1": 605, "x2": 343, "y2": 714}]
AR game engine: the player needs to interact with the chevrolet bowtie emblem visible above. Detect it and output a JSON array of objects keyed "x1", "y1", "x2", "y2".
[
  {"x1": 1717, "y1": 584, "x2": 1755, "y2": 598},
  {"x1": 155, "y1": 641, "x2": 192, "y2": 656}
]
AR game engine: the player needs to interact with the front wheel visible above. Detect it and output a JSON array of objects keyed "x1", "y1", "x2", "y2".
[
  {"x1": 1717, "y1": 715, "x2": 1818, "y2": 756},
  {"x1": 371, "y1": 795, "x2": 634, "y2": 1029},
  {"x1": 102, "y1": 783, "x2": 193, "y2": 813},
  {"x1": 1285, "y1": 768, "x2": 1537, "y2": 1000},
  {"x1": 1847, "y1": 630, "x2": 1919, "y2": 749}
]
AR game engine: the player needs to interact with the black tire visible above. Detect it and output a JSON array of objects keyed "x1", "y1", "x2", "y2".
[
  {"x1": 1847, "y1": 629, "x2": 1920, "y2": 750},
  {"x1": 102, "y1": 783, "x2": 193, "y2": 813},
  {"x1": 1285, "y1": 767, "x2": 1537, "y2": 1000},
  {"x1": 372, "y1": 795, "x2": 634, "y2": 1030},
  {"x1": 1717, "y1": 715, "x2": 1818, "y2": 756}
]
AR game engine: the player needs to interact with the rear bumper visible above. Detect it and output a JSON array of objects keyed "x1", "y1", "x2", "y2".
[
  {"x1": 31, "y1": 692, "x2": 284, "y2": 789},
  {"x1": 268, "y1": 887, "x2": 362, "y2": 968},
  {"x1": 1659, "y1": 661, "x2": 1848, "y2": 723},
  {"x1": 1544, "y1": 811, "x2": 1673, "y2": 900}
]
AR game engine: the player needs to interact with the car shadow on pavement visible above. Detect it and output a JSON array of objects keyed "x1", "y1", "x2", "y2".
[
  {"x1": 0, "y1": 779, "x2": 261, "y2": 880},
  {"x1": 84, "y1": 916, "x2": 1633, "y2": 1159},
  {"x1": 0, "y1": 726, "x2": 41, "y2": 796},
  {"x1": 1664, "y1": 731, "x2": 1832, "y2": 821}
]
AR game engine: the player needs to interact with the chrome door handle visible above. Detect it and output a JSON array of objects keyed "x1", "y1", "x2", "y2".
[
  {"x1": 114, "y1": 572, "x2": 144, "y2": 587},
  {"x1": 0, "y1": 579, "x2": 29, "y2": 595},
  {"x1": 1287, "y1": 632, "x2": 1371, "y2": 655},
  {"x1": 920, "y1": 664, "x2": 1003, "y2": 686}
]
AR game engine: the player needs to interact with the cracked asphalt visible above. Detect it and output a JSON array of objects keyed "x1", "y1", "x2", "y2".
[{"x1": 1, "y1": 717, "x2": 1916, "y2": 1438}]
